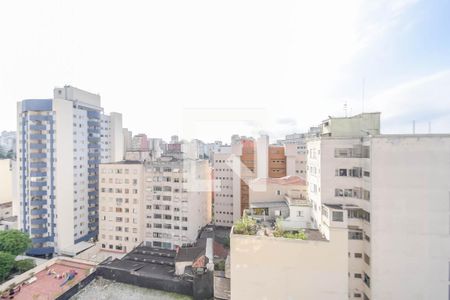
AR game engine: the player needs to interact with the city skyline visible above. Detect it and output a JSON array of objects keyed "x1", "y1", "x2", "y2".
[{"x1": 1, "y1": 0, "x2": 450, "y2": 142}]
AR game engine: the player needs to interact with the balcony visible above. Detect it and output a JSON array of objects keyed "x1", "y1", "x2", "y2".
[
  {"x1": 30, "y1": 200, "x2": 47, "y2": 206},
  {"x1": 30, "y1": 143, "x2": 46, "y2": 149},
  {"x1": 88, "y1": 128, "x2": 100, "y2": 134},
  {"x1": 88, "y1": 199, "x2": 97, "y2": 205},
  {"x1": 26, "y1": 247, "x2": 54, "y2": 256},
  {"x1": 30, "y1": 134, "x2": 46, "y2": 140},
  {"x1": 30, "y1": 153, "x2": 46, "y2": 159},
  {"x1": 31, "y1": 218, "x2": 47, "y2": 225},
  {"x1": 87, "y1": 120, "x2": 99, "y2": 127},
  {"x1": 30, "y1": 208, "x2": 47, "y2": 215},
  {"x1": 88, "y1": 136, "x2": 100, "y2": 142},
  {"x1": 31, "y1": 236, "x2": 53, "y2": 244},
  {"x1": 30, "y1": 181, "x2": 47, "y2": 187},
  {"x1": 29, "y1": 115, "x2": 49, "y2": 121},
  {"x1": 87, "y1": 110, "x2": 101, "y2": 119},
  {"x1": 31, "y1": 227, "x2": 47, "y2": 234},
  {"x1": 30, "y1": 171, "x2": 47, "y2": 177},
  {"x1": 30, "y1": 124, "x2": 47, "y2": 131},
  {"x1": 30, "y1": 162, "x2": 47, "y2": 168},
  {"x1": 30, "y1": 190, "x2": 47, "y2": 196},
  {"x1": 88, "y1": 207, "x2": 97, "y2": 212},
  {"x1": 88, "y1": 143, "x2": 100, "y2": 149}
]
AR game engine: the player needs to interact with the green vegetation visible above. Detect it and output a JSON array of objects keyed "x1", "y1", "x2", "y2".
[
  {"x1": 0, "y1": 230, "x2": 32, "y2": 255},
  {"x1": 15, "y1": 259, "x2": 36, "y2": 273},
  {"x1": 0, "y1": 252, "x2": 15, "y2": 281},
  {"x1": 281, "y1": 231, "x2": 307, "y2": 240},
  {"x1": 233, "y1": 215, "x2": 257, "y2": 235},
  {"x1": 214, "y1": 260, "x2": 225, "y2": 271},
  {"x1": 0, "y1": 230, "x2": 33, "y2": 283},
  {"x1": 273, "y1": 217, "x2": 307, "y2": 240}
]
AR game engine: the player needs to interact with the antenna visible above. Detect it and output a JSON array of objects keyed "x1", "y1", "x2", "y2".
[
  {"x1": 428, "y1": 122, "x2": 431, "y2": 134},
  {"x1": 344, "y1": 102, "x2": 348, "y2": 117},
  {"x1": 361, "y1": 77, "x2": 365, "y2": 114},
  {"x1": 412, "y1": 120, "x2": 416, "y2": 134}
]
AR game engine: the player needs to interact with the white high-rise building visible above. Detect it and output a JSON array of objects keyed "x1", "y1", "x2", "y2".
[
  {"x1": 16, "y1": 86, "x2": 124, "y2": 256},
  {"x1": 307, "y1": 112, "x2": 450, "y2": 300}
]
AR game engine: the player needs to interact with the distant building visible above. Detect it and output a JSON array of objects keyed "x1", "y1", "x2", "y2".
[
  {"x1": 131, "y1": 133, "x2": 149, "y2": 151},
  {"x1": 212, "y1": 146, "x2": 234, "y2": 227},
  {"x1": 123, "y1": 128, "x2": 133, "y2": 152},
  {"x1": 0, "y1": 130, "x2": 16, "y2": 155},
  {"x1": 16, "y1": 86, "x2": 124, "y2": 256}
]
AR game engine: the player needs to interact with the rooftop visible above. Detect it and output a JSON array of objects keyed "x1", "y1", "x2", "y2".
[
  {"x1": 252, "y1": 175, "x2": 306, "y2": 186},
  {"x1": 0, "y1": 258, "x2": 96, "y2": 300},
  {"x1": 102, "y1": 160, "x2": 142, "y2": 165},
  {"x1": 72, "y1": 277, "x2": 191, "y2": 300}
]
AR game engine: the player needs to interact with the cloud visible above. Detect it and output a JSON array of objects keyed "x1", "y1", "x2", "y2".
[
  {"x1": 367, "y1": 69, "x2": 450, "y2": 133},
  {"x1": 276, "y1": 118, "x2": 297, "y2": 127}
]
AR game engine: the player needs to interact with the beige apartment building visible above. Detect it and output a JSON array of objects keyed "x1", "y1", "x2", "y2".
[
  {"x1": 144, "y1": 156, "x2": 212, "y2": 249},
  {"x1": 99, "y1": 161, "x2": 145, "y2": 253}
]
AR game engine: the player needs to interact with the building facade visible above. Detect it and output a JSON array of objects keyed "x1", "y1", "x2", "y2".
[
  {"x1": 307, "y1": 112, "x2": 450, "y2": 299},
  {"x1": 144, "y1": 156, "x2": 212, "y2": 249},
  {"x1": 212, "y1": 146, "x2": 234, "y2": 227},
  {"x1": 98, "y1": 161, "x2": 145, "y2": 253},
  {"x1": 16, "y1": 86, "x2": 124, "y2": 256}
]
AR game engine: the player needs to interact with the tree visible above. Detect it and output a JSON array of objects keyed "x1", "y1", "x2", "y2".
[
  {"x1": 0, "y1": 230, "x2": 32, "y2": 256},
  {"x1": 0, "y1": 252, "x2": 15, "y2": 281},
  {"x1": 15, "y1": 259, "x2": 36, "y2": 273}
]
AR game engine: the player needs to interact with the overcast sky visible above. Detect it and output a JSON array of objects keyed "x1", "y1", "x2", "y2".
[{"x1": 1, "y1": 0, "x2": 449, "y2": 143}]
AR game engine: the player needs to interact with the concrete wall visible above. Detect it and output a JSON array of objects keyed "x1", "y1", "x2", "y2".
[
  {"x1": 369, "y1": 135, "x2": 450, "y2": 300},
  {"x1": 230, "y1": 228, "x2": 348, "y2": 300},
  {"x1": 53, "y1": 98, "x2": 75, "y2": 252}
]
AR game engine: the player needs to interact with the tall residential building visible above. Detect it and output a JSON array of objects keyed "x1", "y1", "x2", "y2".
[
  {"x1": 16, "y1": 86, "x2": 124, "y2": 256},
  {"x1": 307, "y1": 112, "x2": 450, "y2": 299},
  {"x1": 144, "y1": 156, "x2": 212, "y2": 249},
  {"x1": 212, "y1": 146, "x2": 234, "y2": 227},
  {"x1": 98, "y1": 161, "x2": 145, "y2": 253}
]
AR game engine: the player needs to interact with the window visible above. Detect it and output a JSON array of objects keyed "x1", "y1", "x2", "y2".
[
  {"x1": 354, "y1": 253, "x2": 362, "y2": 258},
  {"x1": 364, "y1": 253, "x2": 371, "y2": 265},
  {"x1": 354, "y1": 273, "x2": 362, "y2": 278},
  {"x1": 332, "y1": 211, "x2": 343, "y2": 222},
  {"x1": 348, "y1": 231, "x2": 363, "y2": 240},
  {"x1": 363, "y1": 273, "x2": 370, "y2": 287}
]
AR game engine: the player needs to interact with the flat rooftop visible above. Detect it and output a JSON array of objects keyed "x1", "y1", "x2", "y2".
[
  {"x1": 72, "y1": 277, "x2": 191, "y2": 300},
  {"x1": 5, "y1": 259, "x2": 94, "y2": 300}
]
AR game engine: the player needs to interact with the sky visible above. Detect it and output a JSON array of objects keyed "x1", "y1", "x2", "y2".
[{"x1": 0, "y1": 0, "x2": 449, "y2": 143}]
